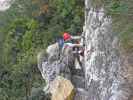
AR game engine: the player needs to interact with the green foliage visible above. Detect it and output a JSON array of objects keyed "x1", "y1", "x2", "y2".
[
  {"x1": 48, "y1": 0, "x2": 84, "y2": 34},
  {"x1": 0, "y1": 0, "x2": 84, "y2": 99},
  {"x1": 120, "y1": 26, "x2": 133, "y2": 52},
  {"x1": 106, "y1": 0, "x2": 133, "y2": 52},
  {"x1": 105, "y1": 1, "x2": 129, "y2": 15},
  {"x1": 0, "y1": 18, "x2": 45, "y2": 99}
]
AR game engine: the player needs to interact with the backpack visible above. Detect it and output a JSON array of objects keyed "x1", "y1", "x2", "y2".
[{"x1": 57, "y1": 38, "x2": 64, "y2": 48}]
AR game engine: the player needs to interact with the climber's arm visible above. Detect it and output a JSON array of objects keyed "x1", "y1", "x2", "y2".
[
  {"x1": 71, "y1": 36, "x2": 82, "y2": 40},
  {"x1": 71, "y1": 43, "x2": 83, "y2": 47}
]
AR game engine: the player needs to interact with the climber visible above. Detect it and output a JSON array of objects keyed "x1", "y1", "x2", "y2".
[
  {"x1": 62, "y1": 32, "x2": 84, "y2": 69},
  {"x1": 63, "y1": 32, "x2": 83, "y2": 50},
  {"x1": 63, "y1": 32, "x2": 83, "y2": 49}
]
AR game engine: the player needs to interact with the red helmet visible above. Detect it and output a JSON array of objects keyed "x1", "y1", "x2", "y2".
[{"x1": 63, "y1": 32, "x2": 71, "y2": 41}]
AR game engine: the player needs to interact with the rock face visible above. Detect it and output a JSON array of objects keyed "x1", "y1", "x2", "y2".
[
  {"x1": 50, "y1": 76, "x2": 75, "y2": 100},
  {"x1": 0, "y1": 0, "x2": 12, "y2": 11},
  {"x1": 74, "y1": 88, "x2": 89, "y2": 100},
  {"x1": 84, "y1": 0, "x2": 133, "y2": 100},
  {"x1": 37, "y1": 42, "x2": 87, "y2": 99},
  {"x1": 38, "y1": 1, "x2": 133, "y2": 99},
  {"x1": 37, "y1": 44, "x2": 75, "y2": 92}
]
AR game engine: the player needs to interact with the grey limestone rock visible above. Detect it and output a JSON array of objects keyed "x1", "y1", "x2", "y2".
[{"x1": 84, "y1": 0, "x2": 133, "y2": 100}]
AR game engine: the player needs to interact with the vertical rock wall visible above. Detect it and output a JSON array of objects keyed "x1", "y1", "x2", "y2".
[{"x1": 84, "y1": 0, "x2": 133, "y2": 100}]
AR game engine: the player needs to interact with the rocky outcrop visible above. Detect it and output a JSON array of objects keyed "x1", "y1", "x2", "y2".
[
  {"x1": 50, "y1": 76, "x2": 75, "y2": 100},
  {"x1": 37, "y1": 41, "x2": 85, "y2": 99},
  {"x1": 84, "y1": 0, "x2": 133, "y2": 100},
  {"x1": 37, "y1": 44, "x2": 75, "y2": 92},
  {"x1": 37, "y1": 1, "x2": 133, "y2": 100},
  {"x1": 0, "y1": 0, "x2": 12, "y2": 11}
]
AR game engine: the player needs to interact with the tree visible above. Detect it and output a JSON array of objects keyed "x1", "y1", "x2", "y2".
[{"x1": 0, "y1": 0, "x2": 84, "y2": 99}]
